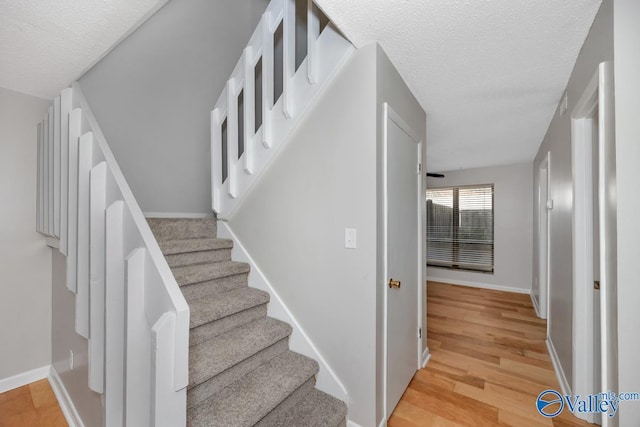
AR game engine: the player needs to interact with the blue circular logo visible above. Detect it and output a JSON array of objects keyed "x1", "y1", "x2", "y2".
[{"x1": 536, "y1": 389, "x2": 564, "y2": 418}]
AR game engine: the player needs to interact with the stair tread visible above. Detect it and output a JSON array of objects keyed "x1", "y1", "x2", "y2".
[
  {"x1": 188, "y1": 351, "x2": 319, "y2": 427},
  {"x1": 159, "y1": 237, "x2": 233, "y2": 255},
  {"x1": 173, "y1": 261, "x2": 250, "y2": 286},
  {"x1": 189, "y1": 317, "x2": 292, "y2": 387},
  {"x1": 189, "y1": 287, "x2": 270, "y2": 329},
  {"x1": 258, "y1": 388, "x2": 348, "y2": 427}
]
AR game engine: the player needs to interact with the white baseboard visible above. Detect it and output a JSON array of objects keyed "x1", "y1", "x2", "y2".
[
  {"x1": 348, "y1": 421, "x2": 365, "y2": 427},
  {"x1": 421, "y1": 348, "x2": 431, "y2": 368},
  {"x1": 0, "y1": 365, "x2": 50, "y2": 393},
  {"x1": 546, "y1": 336, "x2": 571, "y2": 396},
  {"x1": 143, "y1": 212, "x2": 214, "y2": 218},
  {"x1": 217, "y1": 222, "x2": 349, "y2": 403},
  {"x1": 427, "y1": 277, "x2": 531, "y2": 295},
  {"x1": 48, "y1": 366, "x2": 84, "y2": 427},
  {"x1": 531, "y1": 292, "x2": 542, "y2": 318}
]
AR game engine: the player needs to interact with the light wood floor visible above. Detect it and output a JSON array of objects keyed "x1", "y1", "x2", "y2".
[
  {"x1": 388, "y1": 281, "x2": 596, "y2": 427},
  {"x1": 0, "y1": 379, "x2": 67, "y2": 427}
]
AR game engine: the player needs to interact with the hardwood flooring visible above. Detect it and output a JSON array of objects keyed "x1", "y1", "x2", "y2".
[
  {"x1": 388, "y1": 281, "x2": 596, "y2": 427},
  {"x1": 0, "y1": 379, "x2": 67, "y2": 427}
]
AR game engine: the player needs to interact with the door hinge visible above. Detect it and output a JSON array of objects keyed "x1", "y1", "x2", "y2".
[
  {"x1": 417, "y1": 163, "x2": 422, "y2": 174},
  {"x1": 418, "y1": 328, "x2": 422, "y2": 338}
]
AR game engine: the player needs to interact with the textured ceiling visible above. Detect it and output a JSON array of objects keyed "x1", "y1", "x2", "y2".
[
  {"x1": 316, "y1": 0, "x2": 603, "y2": 171},
  {"x1": 0, "y1": 0, "x2": 165, "y2": 99}
]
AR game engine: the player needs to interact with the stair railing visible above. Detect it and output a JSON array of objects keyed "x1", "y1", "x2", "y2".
[
  {"x1": 211, "y1": 0, "x2": 353, "y2": 219},
  {"x1": 36, "y1": 83, "x2": 189, "y2": 426}
]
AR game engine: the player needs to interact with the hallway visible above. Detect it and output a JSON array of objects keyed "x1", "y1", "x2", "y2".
[{"x1": 388, "y1": 281, "x2": 595, "y2": 426}]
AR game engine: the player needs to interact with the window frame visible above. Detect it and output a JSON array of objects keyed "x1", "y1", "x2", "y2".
[{"x1": 426, "y1": 183, "x2": 495, "y2": 273}]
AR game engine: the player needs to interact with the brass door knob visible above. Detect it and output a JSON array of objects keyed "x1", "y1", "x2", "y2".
[{"x1": 388, "y1": 279, "x2": 401, "y2": 289}]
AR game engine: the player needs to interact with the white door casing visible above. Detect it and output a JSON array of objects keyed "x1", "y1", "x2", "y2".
[
  {"x1": 534, "y1": 152, "x2": 550, "y2": 320},
  {"x1": 571, "y1": 61, "x2": 617, "y2": 426},
  {"x1": 382, "y1": 103, "x2": 423, "y2": 421}
]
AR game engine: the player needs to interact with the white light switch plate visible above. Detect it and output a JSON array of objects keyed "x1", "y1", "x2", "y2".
[{"x1": 345, "y1": 228, "x2": 357, "y2": 249}]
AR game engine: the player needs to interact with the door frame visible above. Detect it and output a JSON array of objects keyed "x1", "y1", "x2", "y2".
[
  {"x1": 535, "y1": 152, "x2": 551, "y2": 321},
  {"x1": 570, "y1": 62, "x2": 615, "y2": 425},
  {"x1": 381, "y1": 102, "x2": 424, "y2": 422}
]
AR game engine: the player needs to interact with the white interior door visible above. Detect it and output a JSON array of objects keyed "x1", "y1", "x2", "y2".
[{"x1": 384, "y1": 104, "x2": 421, "y2": 419}]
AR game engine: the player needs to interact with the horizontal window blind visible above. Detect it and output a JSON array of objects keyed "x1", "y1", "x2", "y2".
[{"x1": 426, "y1": 185, "x2": 494, "y2": 272}]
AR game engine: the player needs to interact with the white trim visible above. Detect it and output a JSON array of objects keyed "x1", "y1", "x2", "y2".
[
  {"x1": 217, "y1": 221, "x2": 349, "y2": 403},
  {"x1": 48, "y1": 366, "x2": 85, "y2": 427},
  {"x1": 0, "y1": 365, "x2": 50, "y2": 393},
  {"x1": 427, "y1": 277, "x2": 531, "y2": 295},
  {"x1": 347, "y1": 421, "x2": 365, "y2": 427},
  {"x1": 531, "y1": 292, "x2": 541, "y2": 318},
  {"x1": 546, "y1": 336, "x2": 571, "y2": 396},
  {"x1": 143, "y1": 212, "x2": 214, "y2": 219},
  {"x1": 421, "y1": 348, "x2": 431, "y2": 368}
]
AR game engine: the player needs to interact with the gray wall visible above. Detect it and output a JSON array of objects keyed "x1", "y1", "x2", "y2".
[
  {"x1": 614, "y1": 0, "x2": 640, "y2": 423},
  {"x1": 78, "y1": 0, "x2": 269, "y2": 215},
  {"x1": 375, "y1": 44, "x2": 427, "y2": 426},
  {"x1": 51, "y1": 251, "x2": 103, "y2": 426},
  {"x1": 0, "y1": 87, "x2": 52, "y2": 380},
  {"x1": 533, "y1": 0, "x2": 612, "y2": 390},
  {"x1": 426, "y1": 163, "x2": 534, "y2": 293},
  {"x1": 227, "y1": 44, "x2": 378, "y2": 426}
]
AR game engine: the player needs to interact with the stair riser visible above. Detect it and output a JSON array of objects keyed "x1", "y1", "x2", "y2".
[
  {"x1": 254, "y1": 378, "x2": 316, "y2": 427},
  {"x1": 187, "y1": 339, "x2": 290, "y2": 410},
  {"x1": 167, "y1": 248, "x2": 232, "y2": 268},
  {"x1": 190, "y1": 305, "x2": 268, "y2": 347},
  {"x1": 181, "y1": 274, "x2": 248, "y2": 301},
  {"x1": 148, "y1": 218, "x2": 216, "y2": 240}
]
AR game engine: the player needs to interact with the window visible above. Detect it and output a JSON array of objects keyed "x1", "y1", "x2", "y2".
[{"x1": 426, "y1": 184, "x2": 494, "y2": 272}]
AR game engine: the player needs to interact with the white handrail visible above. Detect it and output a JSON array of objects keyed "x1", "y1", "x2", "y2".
[
  {"x1": 36, "y1": 83, "x2": 189, "y2": 426},
  {"x1": 211, "y1": 0, "x2": 353, "y2": 219}
]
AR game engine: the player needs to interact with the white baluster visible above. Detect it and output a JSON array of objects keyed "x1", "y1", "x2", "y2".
[
  {"x1": 262, "y1": 11, "x2": 274, "y2": 148},
  {"x1": 88, "y1": 161, "x2": 107, "y2": 393},
  {"x1": 243, "y1": 46, "x2": 255, "y2": 174},
  {"x1": 53, "y1": 98, "x2": 61, "y2": 238},
  {"x1": 211, "y1": 107, "x2": 223, "y2": 214},
  {"x1": 67, "y1": 108, "x2": 82, "y2": 293},
  {"x1": 227, "y1": 78, "x2": 239, "y2": 199},
  {"x1": 76, "y1": 131, "x2": 94, "y2": 339},
  {"x1": 105, "y1": 200, "x2": 125, "y2": 426},
  {"x1": 307, "y1": 0, "x2": 320, "y2": 84},
  {"x1": 152, "y1": 312, "x2": 186, "y2": 427},
  {"x1": 36, "y1": 123, "x2": 42, "y2": 233},
  {"x1": 125, "y1": 247, "x2": 151, "y2": 427},
  {"x1": 282, "y1": 0, "x2": 296, "y2": 118},
  {"x1": 59, "y1": 88, "x2": 72, "y2": 255}
]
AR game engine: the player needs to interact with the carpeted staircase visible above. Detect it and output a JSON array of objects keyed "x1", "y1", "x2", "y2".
[{"x1": 147, "y1": 218, "x2": 348, "y2": 427}]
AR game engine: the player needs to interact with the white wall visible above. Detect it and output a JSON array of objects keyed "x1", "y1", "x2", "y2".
[
  {"x1": 533, "y1": 0, "x2": 612, "y2": 391},
  {"x1": 51, "y1": 251, "x2": 103, "y2": 426},
  {"x1": 226, "y1": 43, "x2": 426, "y2": 426},
  {"x1": 0, "y1": 87, "x2": 52, "y2": 380},
  {"x1": 614, "y1": 0, "x2": 640, "y2": 423},
  {"x1": 78, "y1": 0, "x2": 269, "y2": 215},
  {"x1": 426, "y1": 163, "x2": 533, "y2": 293},
  {"x1": 227, "y1": 44, "x2": 378, "y2": 426}
]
